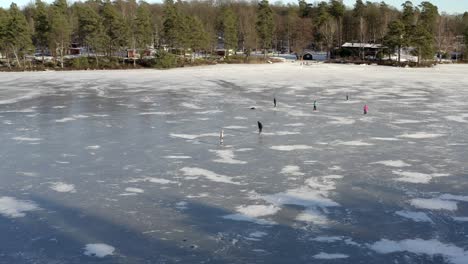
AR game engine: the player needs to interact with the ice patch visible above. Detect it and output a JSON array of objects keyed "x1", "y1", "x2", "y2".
[
  {"x1": 55, "y1": 115, "x2": 89, "y2": 122},
  {"x1": 369, "y1": 239, "x2": 468, "y2": 264},
  {"x1": 263, "y1": 186, "x2": 339, "y2": 208},
  {"x1": 180, "y1": 167, "x2": 241, "y2": 185},
  {"x1": 453, "y1": 217, "x2": 468, "y2": 222},
  {"x1": 398, "y1": 132, "x2": 444, "y2": 139},
  {"x1": 223, "y1": 205, "x2": 279, "y2": 225},
  {"x1": 249, "y1": 231, "x2": 268, "y2": 238},
  {"x1": 336, "y1": 140, "x2": 374, "y2": 146},
  {"x1": 139, "y1": 112, "x2": 174, "y2": 115},
  {"x1": 261, "y1": 131, "x2": 300, "y2": 136},
  {"x1": 181, "y1": 102, "x2": 202, "y2": 109},
  {"x1": 211, "y1": 149, "x2": 247, "y2": 164},
  {"x1": 170, "y1": 133, "x2": 219, "y2": 140},
  {"x1": 328, "y1": 117, "x2": 355, "y2": 125},
  {"x1": 0, "y1": 196, "x2": 40, "y2": 218},
  {"x1": 296, "y1": 208, "x2": 328, "y2": 225},
  {"x1": 392, "y1": 170, "x2": 450, "y2": 184},
  {"x1": 224, "y1": 126, "x2": 248, "y2": 129},
  {"x1": 284, "y1": 123, "x2": 305, "y2": 127},
  {"x1": 410, "y1": 198, "x2": 458, "y2": 211},
  {"x1": 12, "y1": 137, "x2": 42, "y2": 141},
  {"x1": 372, "y1": 160, "x2": 411, "y2": 168},
  {"x1": 313, "y1": 253, "x2": 349, "y2": 259},
  {"x1": 50, "y1": 182, "x2": 76, "y2": 193},
  {"x1": 127, "y1": 177, "x2": 177, "y2": 184},
  {"x1": 125, "y1": 187, "x2": 144, "y2": 193},
  {"x1": 85, "y1": 145, "x2": 100, "y2": 150},
  {"x1": 270, "y1": 145, "x2": 313, "y2": 151},
  {"x1": 395, "y1": 211, "x2": 433, "y2": 223},
  {"x1": 281, "y1": 165, "x2": 304, "y2": 176},
  {"x1": 84, "y1": 243, "x2": 115, "y2": 257},
  {"x1": 440, "y1": 194, "x2": 468, "y2": 202},
  {"x1": 445, "y1": 114, "x2": 468, "y2": 123},
  {"x1": 16, "y1": 172, "x2": 38, "y2": 177},
  {"x1": 311, "y1": 236, "x2": 343, "y2": 243},
  {"x1": 392, "y1": 119, "x2": 424, "y2": 124},
  {"x1": 175, "y1": 201, "x2": 188, "y2": 210},
  {"x1": 195, "y1": 110, "x2": 222, "y2": 114},
  {"x1": 163, "y1": 155, "x2": 192, "y2": 159},
  {"x1": 371, "y1": 137, "x2": 400, "y2": 141}
]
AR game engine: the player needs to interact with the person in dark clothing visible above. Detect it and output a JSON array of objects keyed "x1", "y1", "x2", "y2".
[
  {"x1": 257, "y1": 121, "x2": 263, "y2": 134},
  {"x1": 274, "y1": 97, "x2": 277, "y2": 107},
  {"x1": 346, "y1": 94, "x2": 349, "y2": 101},
  {"x1": 313, "y1": 100, "x2": 317, "y2": 111}
]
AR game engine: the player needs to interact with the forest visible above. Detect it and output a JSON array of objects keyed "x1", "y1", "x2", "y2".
[{"x1": 0, "y1": 0, "x2": 467, "y2": 69}]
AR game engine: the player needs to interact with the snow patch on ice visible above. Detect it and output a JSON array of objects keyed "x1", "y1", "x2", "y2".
[
  {"x1": 372, "y1": 160, "x2": 411, "y2": 168},
  {"x1": 85, "y1": 145, "x2": 100, "y2": 150},
  {"x1": 336, "y1": 140, "x2": 374, "y2": 146},
  {"x1": 281, "y1": 165, "x2": 304, "y2": 176},
  {"x1": 392, "y1": 170, "x2": 450, "y2": 184},
  {"x1": 398, "y1": 132, "x2": 444, "y2": 139},
  {"x1": 127, "y1": 177, "x2": 177, "y2": 184},
  {"x1": 369, "y1": 239, "x2": 468, "y2": 264},
  {"x1": 328, "y1": 117, "x2": 355, "y2": 125},
  {"x1": 410, "y1": 198, "x2": 458, "y2": 211},
  {"x1": 211, "y1": 149, "x2": 247, "y2": 164},
  {"x1": 164, "y1": 155, "x2": 192, "y2": 159},
  {"x1": 313, "y1": 253, "x2": 349, "y2": 259},
  {"x1": 84, "y1": 243, "x2": 115, "y2": 257},
  {"x1": 50, "y1": 182, "x2": 76, "y2": 193},
  {"x1": 125, "y1": 187, "x2": 144, "y2": 193},
  {"x1": 170, "y1": 133, "x2": 219, "y2": 140},
  {"x1": 395, "y1": 211, "x2": 433, "y2": 223},
  {"x1": 0, "y1": 196, "x2": 40, "y2": 218},
  {"x1": 12, "y1": 137, "x2": 42, "y2": 142},
  {"x1": 223, "y1": 205, "x2": 279, "y2": 225},
  {"x1": 180, "y1": 167, "x2": 241, "y2": 185},
  {"x1": 181, "y1": 102, "x2": 202, "y2": 109},
  {"x1": 270, "y1": 145, "x2": 313, "y2": 151}
]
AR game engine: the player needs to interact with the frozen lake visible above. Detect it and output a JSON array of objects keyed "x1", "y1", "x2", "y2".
[{"x1": 0, "y1": 63, "x2": 468, "y2": 263}]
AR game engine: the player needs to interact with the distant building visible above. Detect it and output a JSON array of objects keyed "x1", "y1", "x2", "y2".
[
  {"x1": 341, "y1": 42, "x2": 386, "y2": 59},
  {"x1": 301, "y1": 50, "x2": 329, "y2": 61}
]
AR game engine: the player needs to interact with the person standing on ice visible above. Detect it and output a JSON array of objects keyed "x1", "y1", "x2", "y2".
[
  {"x1": 220, "y1": 129, "x2": 224, "y2": 145},
  {"x1": 274, "y1": 97, "x2": 277, "y2": 107},
  {"x1": 363, "y1": 104, "x2": 369, "y2": 115},
  {"x1": 313, "y1": 100, "x2": 317, "y2": 111},
  {"x1": 257, "y1": 121, "x2": 263, "y2": 134}
]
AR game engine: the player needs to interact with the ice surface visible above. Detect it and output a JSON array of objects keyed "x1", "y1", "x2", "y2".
[{"x1": 1, "y1": 63, "x2": 468, "y2": 263}]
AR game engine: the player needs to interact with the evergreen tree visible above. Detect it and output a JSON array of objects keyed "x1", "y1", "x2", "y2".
[
  {"x1": 49, "y1": 3, "x2": 71, "y2": 68},
  {"x1": 134, "y1": 3, "x2": 153, "y2": 51},
  {"x1": 5, "y1": 3, "x2": 33, "y2": 68},
  {"x1": 383, "y1": 19, "x2": 405, "y2": 62},
  {"x1": 256, "y1": 0, "x2": 274, "y2": 57},
  {"x1": 329, "y1": 0, "x2": 345, "y2": 46},
  {"x1": 76, "y1": 4, "x2": 107, "y2": 67},
  {"x1": 162, "y1": 0, "x2": 178, "y2": 48},
  {"x1": 222, "y1": 8, "x2": 238, "y2": 58},
  {"x1": 102, "y1": 1, "x2": 129, "y2": 57},
  {"x1": 188, "y1": 16, "x2": 209, "y2": 56},
  {"x1": 34, "y1": 0, "x2": 50, "y2": 64}
]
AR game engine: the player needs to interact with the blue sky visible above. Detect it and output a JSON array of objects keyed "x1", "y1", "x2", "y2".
[{"x1": 1, "y1": 0, "x2": 467, "y2": 14}]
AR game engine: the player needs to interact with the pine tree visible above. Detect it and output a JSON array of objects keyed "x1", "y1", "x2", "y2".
[
  {"x1": 34, "y1": 0, "x2": 50, "y2": 64},
  {"x1": 5, "y1": 3, "x2": 33, "y2": 68},
  {"x1": 256, "y1": 0, "x2": 274, "y2": 58},
  {"x1": 102, "y1": 1, "x2": 129, "y2": 57},
  {"x1": 134, "y1": 3, "x2": 153, "y2": 51},
  {"x1": 383, "y1": 19, "x2": 405, "y2": 62},
  {"x1": 222, "y1": 8, "x2": 238, "y2": 58},
  {"x1": 163, "y1": 0, "x2": 178, "y2": 48},
  {"x1": 329, "y1": 0, "x2": 345, "y2": 46},
  {"x1": 49, "y1": 4, "x2": 71, "y2": 68},
  {"x1": 76, "y1": 4, "x2": 107, "y2": 67}
]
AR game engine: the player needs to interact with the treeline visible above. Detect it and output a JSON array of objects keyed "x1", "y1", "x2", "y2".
[{"x1": 0, "y1": 0, "x2": 467, "y2": 69}]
